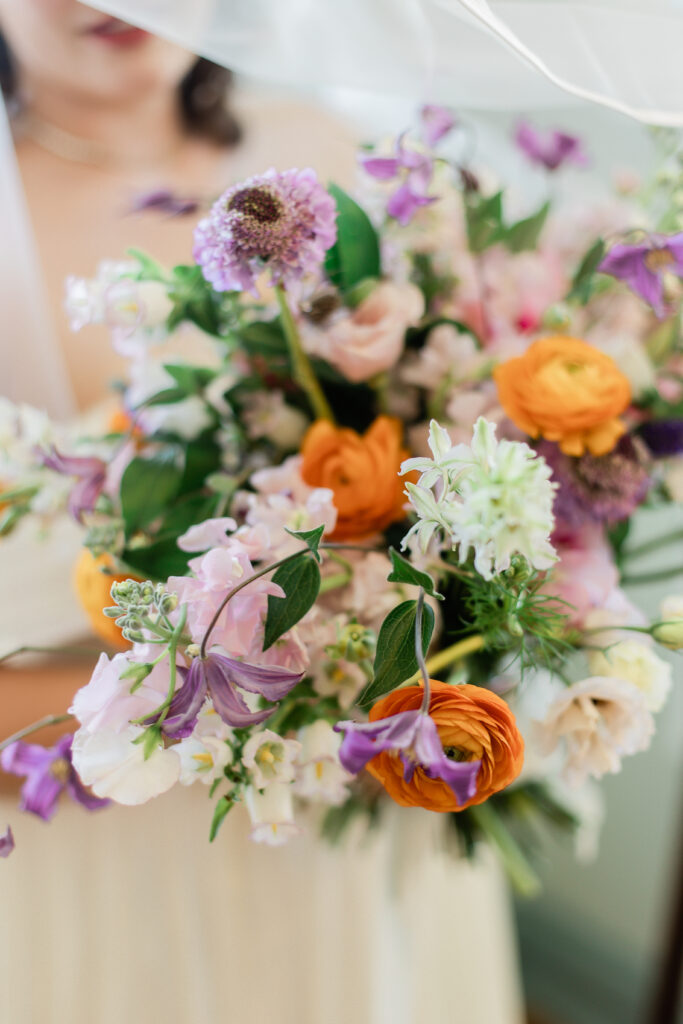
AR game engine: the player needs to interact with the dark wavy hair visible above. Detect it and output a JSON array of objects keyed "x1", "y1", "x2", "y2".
[{"x1": 0, "y1": 32, "x2": 241, "y2": 147}]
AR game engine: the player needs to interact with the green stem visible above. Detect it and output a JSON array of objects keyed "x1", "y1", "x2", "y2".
[
  {"x1": 621, "y1": 566, "x2": 683, "y2": 586},
  {"x1": 130, "y1": 604, "x2": 187, "y2": 725},
  {"x1": 0, "y1": 714, "x2": 74, "y2": 754},
  {"x1": 319, "y1": 572, "x2": 352, "y2": 595},
  {"x1": 0, "y1": 644, "x2": 104, "y2": 666},
  {"x1": 275, "y1": 285, "x2": 334, "y2": 421},
  {"x1": 415, "y1": 589, "x2": 432, "y2": 714},
  {"x1": 406, "y1": 634, "x2": 485, "y2": 685},
  {"x1": 623, "y1": 528, "x2": 683, "y2": 562},
  {"x1": 200, "y1": 546, "x2": 309, "y2": 658},
  {"x1": 469, "y1": 803, "x2": 541, "y2": 898}
]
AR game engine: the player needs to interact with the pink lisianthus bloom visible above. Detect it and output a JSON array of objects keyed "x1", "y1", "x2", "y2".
[
  {"x1": 70, "y1": 650, "x2": 172, "y2": 735},
  {"x1": 169, "y1": 544, "x2": 282, "y2": 657},
  {"x1": 303, "y1": 282, "x2": 424, "y2": 383},
  {"x1": 539, "y1": 524, "x2": 619, "y2": 629}
]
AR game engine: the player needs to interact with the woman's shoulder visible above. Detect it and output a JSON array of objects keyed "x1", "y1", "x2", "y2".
[{"x1": 229, "y1": 87, "x2": 359, "y2": 187}]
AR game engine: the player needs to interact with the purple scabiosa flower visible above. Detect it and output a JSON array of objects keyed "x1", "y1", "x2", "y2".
[
  {"x1": 193, "y1": 168, "x2": 337, "y2": 295},
  {"x1": 154, "y1": 651, "x2": 303, "y2": 736},
  {"x1": 420, "y1": 104, "x2": 457, "y2": 147},
  {"x1": 538, "y1": 437, "x2": 651, "y2": 527},
  {"x1": 0, "y1": 825, "x2": 14, "y2": 858},
  {"x1": 360, "y1": 134, "x2": 437, "y2": 227},
  {"x1": 598, "y1": 234, "x2": 683, "y2": 318},
  {"x1": 515, "y1": 121, "x2": 587, "y2": 172},
  {"x1": 130, "y1": 188, "x2": 200, "y2": 217},
  {"x1": 335, "y1": 709, "x2": 479, "y2": 807},
  {"x1": 638, "y1": 418, "x2": 683, "y2": 457},
  {"x1": 40, "y1": 446, "x2": 107, "y2": 522},
  {"x1": 1, "y1": 735, "x2": 109, "y2": 822}
]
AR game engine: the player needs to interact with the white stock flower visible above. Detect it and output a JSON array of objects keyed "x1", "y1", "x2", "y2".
[
  {"x1": 534, "y1": 676, "x2": 654, "y2": 787},
  {"x1": 402, "y1": 417, "x2": 557, "y2": 579},
  {"x1": 588, "y1": 640, "x2": 672, "y2": 712},
  {"x1": 72, "y1": 726, "x2": 180, "y2": 805},
  {"x1": 293, "y1": 720, "x2": 351, "y2": 805},
  {"x1": 241, "y1": 729, "x2": 301, "y2": 789},
  {"x1": 654, "y1": 595, "x2": 683, "y2": 650},
  {"x1": 244, "y1": 783, "x2": 301, "y2": 846}
]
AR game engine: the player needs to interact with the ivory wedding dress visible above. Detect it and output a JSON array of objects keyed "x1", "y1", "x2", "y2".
[{"x1": 0, "y1": 89, "x2": 524, "y2": 1024}]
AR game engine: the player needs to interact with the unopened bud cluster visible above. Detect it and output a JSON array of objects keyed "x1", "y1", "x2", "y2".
[
  {"x1": 104, "y1": 579, "x2": 179, "y2": 641},
  {"x1": 326, "y1": 622, "x2": 376, "y2": 663}
]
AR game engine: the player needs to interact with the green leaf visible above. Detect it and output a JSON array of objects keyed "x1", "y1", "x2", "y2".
[
  {"x1": 567, "y1": 238, "x2": 606, "y2": 303},
  {"x1": 141, "y1": 387, "x2": 188, "y2": 407},
  {"x1": 119, "y1": 661, "x2": 153, "y2": 693},
  {"x1": 163, "y1": 364, "x2": 216, "y2": 393},
  {"x1": 504, "y1": 201, "x2": 550, "y2": 253},
  {"x1": 358, "y1": 599, "x2": 435, "y2": 707},
  {"x1": 387, "y1": 547, "x2": 443, "y2": 599},
  {"x1": 237, "y1": 320, "x2": 288, "y2": 359},
  {"x1": 132, "y1": 725, "x2": 162, "y2": 761},
  {"x1": 125, "y1": 248, "x2": 167, "y2": 282},
  {"x1": 209, "y1": 795, "x2": 233, "y2": 842},
  {"x1": 120, "y1": 456, "x2": 183, "y2": 535},
  {"x1": 284, "y1": 524, "x2": 325, "y2": 563},
  {"x1": 179, "y1": 436, "x2": 221, "y2": 493},
  {"x1": 324, "y1": 184, "x2": 381, "y2": 291},
  {"x1": 263, "y1": 554, "x2": 321, "y2": 649},
  {"x1": 122, "y1": 538, "x2": 190, "y2": 580},
  {"x1": 465, "y1": 191, "x2": 505, "y2": 253}
]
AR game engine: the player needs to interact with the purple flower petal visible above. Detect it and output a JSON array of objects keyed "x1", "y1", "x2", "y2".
[
  {"x1": 515, "y1": 121, "x2": 587, "y2": 172},
  {"x1": 638, "y1": 419, "x2": 683, "y2": 456},
  {"x1": 65, "y1": 774, "x2": 110, "y2": 811},
  {"x1": 40, "y1": 446, "x2": 107, "y2": 522},
  {"x1": 130, "y1": 189, "x2": 200, "y2": 216},
  {"x1": 0, "y1": 826, "x2": 14, "y2": 858},
  {"x1": 156, "y1": 661, "x2": 207, "y2": 737},
  {"x1": 359, "y1": 156, "x2": 401, "y2": 181},
  {"x1": 205, "y1": 659, "x2": 273, "y2": 727},
  {"x1": 386, "y1": 185, "x2": 437, "y2": 226},
  {"x1": 599, "y1": 241, "x2": 671, "y2": 317},
  {"x1": 209, "y1": 652, "x2": 303, "y2": 701},
  {"x1": 420, "y1": 104, "x2": 456, "y2": 147}
]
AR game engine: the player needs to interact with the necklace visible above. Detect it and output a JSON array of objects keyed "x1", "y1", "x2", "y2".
[{"x1": 15, "y1": 109, "x2": 184, "y2": 172}]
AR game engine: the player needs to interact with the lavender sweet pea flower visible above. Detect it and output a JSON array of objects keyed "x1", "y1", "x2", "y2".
[
  {"x1": 157, "y1": 652, "x2": 303, "y2": 735},
  {"x1": 1, "y1": 735, "x2": 109, "y2": 821},
  {"x1": 420, "y1": 104, "x2": 457, "y2": 147},
  {"x1": 335, "y1": 709, "x2": 480, "y2": 807},
  {"x1": 598, "y1": 234, "x2": 683, "y2": 318},
  {"x1": 40, "y1": 446, "x2": 107, "y2": 522},
  {"x1": 0, "y1": 825, "x2": 14, "y2": 858},
  {"x1": 515, "y1": 121, "x2": 587, "y2": 172}
]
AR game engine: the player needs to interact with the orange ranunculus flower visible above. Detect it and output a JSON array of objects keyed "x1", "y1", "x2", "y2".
[
  {"x1": 300, "y1": 415, "x2": 410, "y2": 540},
  {"x1": 73, "y1": 550, "x2": 134, "y2": 649},
  {"x1": 367, "y1": 681, "x2": 524, "y2": 812},
  {"x1": 493, "y1": 336, "x2": 631, "y2": 456}
]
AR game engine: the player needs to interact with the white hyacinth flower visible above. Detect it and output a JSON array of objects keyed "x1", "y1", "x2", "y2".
[{"x1": 401, "y1": 417, "x2": 557, "y2": 580}]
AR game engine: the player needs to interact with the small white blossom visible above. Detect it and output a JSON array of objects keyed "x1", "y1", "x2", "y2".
[
  {"x1": 588, "y1": 640, "x2": 672, "y2": 712},
  {"x1": 176, "y1": 707, "x2": 233, "y2": 786},
  {"x1": 244, "y1": 783, "x2": 301, "y2": 846},
  {"x1": 653, "y1": 595, "x2": 683, "y2": 650},
  {"x1": 241, "y1": 390, "x2": 309, "y2": 450},
  {"x1": 72, "y1": 726, "x2": 180, "y2": 804},
  {"x1": 242, "y1": 729, "x2": 301, "y2": 789},
  {"x1": 293, "y1": 720, "x2": 351, "y2": 805},
  {"x1": 402, "y1": 417, "x2": 557, "y2": 579}
]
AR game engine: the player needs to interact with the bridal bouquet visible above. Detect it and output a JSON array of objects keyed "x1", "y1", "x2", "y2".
[{"x1": 2, "y1": 108, "x2": 681, "y2": 888}]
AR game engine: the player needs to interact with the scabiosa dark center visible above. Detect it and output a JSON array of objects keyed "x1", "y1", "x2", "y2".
[{"x1": 227, "y1": 186, "x2": 283, "y2": 224}]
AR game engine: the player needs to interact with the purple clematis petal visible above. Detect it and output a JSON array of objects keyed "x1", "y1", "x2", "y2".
[
  {"x1": 214, "y1": 654, "x2": 303, "y2": 701},
  {"x1": 1, "y1": 735, "x2": 108, "y2": 821},
  {"x1": 598, "y1": 235, "x2": 683, "y2": 318},
  {"x1": 335, "y1": 708, "x2": 480, "y2": 807},
  {"x1": 40, "y1": 446, "x2": 107, "y2": 522},
  {"x1": 515, "y1": 121, "x2": 587, "y2": 172},
  {"x1": 205, "y1": 664, "x2": 273, "y2": 728},
  {"x1": 0, "y1": 825, "x2": 14, "y2": 858},
  {"x1": 358, "y1": 156, "x2": 401, "y2": 181},
  {"x1": 387, "y1": 185, "x2": 437, "y2": 227},
  {"x1": 157, "y1": 661, "x2": 208, "y2": 737},
  {"x1": 420, "y1": 104, "x2": 457, "y2": 147}
]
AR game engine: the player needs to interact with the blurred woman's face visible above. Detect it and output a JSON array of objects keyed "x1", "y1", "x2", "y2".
[{"x1": 0, "y1": 0, "x2": 195, "y2": 105}]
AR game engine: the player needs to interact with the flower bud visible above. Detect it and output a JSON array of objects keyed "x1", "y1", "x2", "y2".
[
  {"x1": 652, "y1": 595, "x2": 683, "y2": 649},
  {"x1": 328, "y1": 623, "x2": 376, "y2": 662},
  {"x1": 542, "y1": 303, "x2": 572, "y2": 332}
]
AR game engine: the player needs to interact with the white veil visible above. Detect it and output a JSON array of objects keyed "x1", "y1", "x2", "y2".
[{"x1": 80, "y1": 0, "x2": 683, "y2": 126}]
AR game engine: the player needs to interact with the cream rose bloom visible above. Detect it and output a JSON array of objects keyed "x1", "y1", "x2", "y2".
[
  {"x1": 588, "y1": 640, "x2": 672, "y2": 712},
  {"x1": 304, "y1": 282, "x2": 424, "y2": 382},
  {"x1": 534, "y1": 676, "x2": 654, "y2": 787}
]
